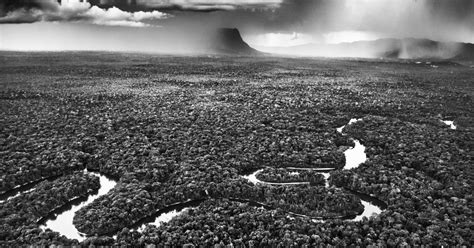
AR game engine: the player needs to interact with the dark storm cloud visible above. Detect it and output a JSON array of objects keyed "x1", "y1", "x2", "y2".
[
  {"x1": 1, "y1": 0, "x2": 473, "y2": 43},
  {"x1": 424, "y1": 0, "x2": 474, "y2": 27},
  {"x1": 0, "y1": 0, "x2": 282, "y2": 25},
  {"x1": 258, "y1": 0, "x2": 474, "y2": 32},
  {"x1": 1, "y1": 0, "x2": 58, "y2": 12},
  {"x1": 425, "y1": 0, "x2": 474, "y2": 18},
  {"x1": 0, "y1": 0, "x2": 55, "y2": 21},
  {"x1": 89, "y1": 0, "x2": 282, "y2": 11},
  {"x1": 0, "y1": 0, "x2": 283, "y2": 15},
  {"x1": 236, "y1": 0, "x2": 474, "y2": 43},
  {"x1": 0, "y1": 0, "x2": 169, "y2": 26}
]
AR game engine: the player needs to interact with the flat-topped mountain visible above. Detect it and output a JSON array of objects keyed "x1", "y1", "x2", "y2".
[{"x1": 206, "y1": 28, "x2": 261, "y2": 55}]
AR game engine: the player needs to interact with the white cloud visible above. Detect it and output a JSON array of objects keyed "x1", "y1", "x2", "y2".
[
  {"x1": 0, "y1": 0, "x2": 169, "y2": 27},
  {"x1": 82, "y1": 6, "x2": 167, "y2": 26},
  {"x1": 132, "y1": 11, "x2": 168, "y2": 21}
]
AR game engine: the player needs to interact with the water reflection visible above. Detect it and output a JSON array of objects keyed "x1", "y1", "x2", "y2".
[
  {"x1": 242, "y1": 169, "x2": 264, "y2": 185},
  {"x1": 441, "y1": 120, "x2": 456, "y2": 130},
  {"x1": 39, "y1": 170, "x2": 117, "y2": 242},
  {"x1": 337, "y1": 118, "x2": 362, "y2": 134},
  {"x1": 353, "y1": 200, "x2": 382, "y2": 221},
  {"x1": 241, "y1": 168, "x2": 385, "y2": 222},
  {"x1": 240, "y1": 116, "x2": 383, "y2": 222},
  {"x1": 0, "y1": 175, "x2": 60, "y2": 204},
  {"x1": 0, "y1": 187, "x2": 36, "y2": 204},
  {"x1": 343, "y1": 140, "x2": 367, "y2": 170},
  {"x1": 243, "y1": 169, "x2": 310, "y2": 185},
  {"x1": 137, "y1": 208, "x2": 194, "y2": 232}
]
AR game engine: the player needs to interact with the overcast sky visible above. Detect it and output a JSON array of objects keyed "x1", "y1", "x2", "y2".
[{"x1": 1, "y1": 0, "x2": 473, "y2": 52}]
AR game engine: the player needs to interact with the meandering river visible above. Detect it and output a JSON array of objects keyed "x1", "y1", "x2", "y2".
[
  {"x1": 35, "y1": 117, "x2": 386, "y2": 241},
  {"x1": 241, "y1": 118, "x2": 386, "y2": 221},
  {"x1": 39, "y1": 170, "x2": 117, "y2": 242}
]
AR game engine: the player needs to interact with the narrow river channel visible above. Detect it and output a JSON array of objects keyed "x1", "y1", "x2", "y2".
[
  {"x1": 241, "y1": 117, "x2": 386, "y2": 221},
  {"x1": 39, "y1": 169, "x2": 117, "y2": 242},
  {"x1": 37, "y1": 117, "x2": 387, "y2": 241}
]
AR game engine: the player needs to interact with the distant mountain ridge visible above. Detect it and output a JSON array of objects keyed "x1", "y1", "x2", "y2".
[
  {"x1": 375, "y1": 38, "x2": 474, "y2": 60},
  {"x1": 262, "y1": 38, "x2": 474, "y2": 61}
]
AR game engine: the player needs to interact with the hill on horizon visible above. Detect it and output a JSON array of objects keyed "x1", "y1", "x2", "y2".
[
  {"x1": 260, "y1": 38, "x2": 474, "y2": 61},
  {"x1": 205, "y1": 28, "x2": 262, "y2": 55}
]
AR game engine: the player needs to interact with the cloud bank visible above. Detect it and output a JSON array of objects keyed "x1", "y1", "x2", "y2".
[
  {"x1": 246, "y1": 0, "x2": 474, "y2": 43},
  {"x1": 136, "y1": 0, "x2": 282, "y2": 10},
  {"x1": 0, "y1": 0, "x2": 168, "y2": 27},
  {"x1": 1, "y1": 0, "x2": 473, "y2": 55},
  {"x1": 1, "y1": 0, "x2": 472, "y2": 43}
]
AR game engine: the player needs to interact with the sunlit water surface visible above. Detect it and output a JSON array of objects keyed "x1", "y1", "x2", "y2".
[{"x1": 40, "y1": 171, "x2": 117, "y2": 241}]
